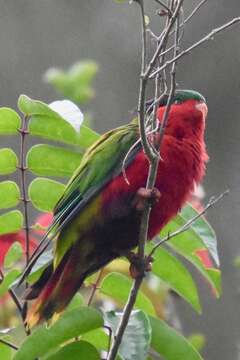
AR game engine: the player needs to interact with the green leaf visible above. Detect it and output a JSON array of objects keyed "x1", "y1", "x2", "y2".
[
  {"x1": 44, "y1": 341, "x2": 99, "y2": 360},
  {"x1": 100, "y1": 272, "x2": 156, "y2": 316},
  {"x1": 0, "y1": 337, "x2": 12, "y2": 360},
  {"x1": 0, "y1": 181, "x2": 20, "y2": 209},
  {"x1": 188, "y1": 333, "x2": 206, "y2": 352},
  {"x1": 77, "y1": 125, "x2": 100, "y2": 148},
  {"x1": 161, "y1": 212, "x2": 221, "y2": 296},
  {"x1": 105, "y1": 310, "x2": 152, "y2": 360},
  {"x1": 0, "y1": 148, "x2": 18, "y2": 175},
  {"x1": 18, "y1": 95, "x2": 99, "y2": 147},
  {"x1": 0, "y1": 269, "x2": 21, "y2": 296},
  {"x1": 181, "y1": 204, "x2": 219, "y2": 266},
  {"x1": 0, "y1": 211, "x2": 23, "y2": 235},
  {"x1": 0, "y1": 107, "x2": 21, "y2": 135},
  {"x1": 45, "y1": 61, "x2": 98, "y2": 104},
  {"x1": 18, "y1": 95, "x2": 79, "y2": 145},
  {"x1": 66, "y1": 292, "x2": 84, "y2": 312},
  {"x1": 148, "y1": 246, "x2": 201, "y2": 313},
  {"x1": 82, "y1": 328, "x2": 109, "y2": 351},
  {"x1": 150, "y1": 316, "x2": 203, "y2": 360},
  {"x1": 27, "y1": 144, "x2": 83, "y2": 177},
  {"x1": 13, "y1": 307, "x2": 103, "y2": 360},
  {"x1": 28, "y1": 178, "x2": 65, "y2": 212},
  {"x1": 4, "y1": 242, "x2": 23, "y2": 268}
]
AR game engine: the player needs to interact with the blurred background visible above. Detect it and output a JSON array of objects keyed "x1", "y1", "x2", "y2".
[{"x1": 0, "y1": 1, "x2": 239, "y2": 359}]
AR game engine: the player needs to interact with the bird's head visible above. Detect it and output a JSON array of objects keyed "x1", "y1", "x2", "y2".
[{"x1": 157, "y1": 89, "x2": 208, "y2": 139}]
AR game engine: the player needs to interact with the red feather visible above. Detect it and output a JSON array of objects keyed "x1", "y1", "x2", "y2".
[
  {"x1": 102, "y1": 99, "x2": 208, "y2": 239},
  {"x1": 25, "y1": 97, "x2": 209, "y2": 327}
]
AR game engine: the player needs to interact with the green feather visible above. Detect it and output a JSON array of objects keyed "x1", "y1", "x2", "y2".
[
  {"x1": 18, "y1": 120, "x2": 140, "y2": 284},
  {"x1": 52, "y1": 121, "x2": 140, "y2": 265}
]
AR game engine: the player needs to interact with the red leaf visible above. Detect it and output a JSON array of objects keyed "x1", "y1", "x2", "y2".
[
  {"x1": 195, "y1": 248, "x2": 213, "y2": 269},
  {"x1": 34, "y1": 212, "x2": 53, "y2": 235},
  {"x1": 0, "y1": 231, "x2": 37, "y2": 265}
]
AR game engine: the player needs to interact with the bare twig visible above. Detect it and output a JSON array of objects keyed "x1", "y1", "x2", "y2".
[
  {"x1": 180, "y1": 0, "x2": 208, "y2": 28},
  {"x1": 87, "y1": 268, "x2": 104, "y2": 306},
  {"x1": 107, "y1": 276, "x2": 143, "y2": 360},
  {"x1": 168, "y1": 0, "x2": 208, "y2": 38},
  {"x1": 0, "y1": 338, "x2": 18, "y2": 351},
  {"x1": 137, "y1": 0, "x2": 156, "y2": 162},
  {"x1": 154, "y1": 0, "x2": 173, "y2": 17},
  {"x1": 150, "y1": 16, "x2": 240, "y2": 78},
  {"x1": 144, "y1": 0, "x2": 184, "y2": 79},
  {"x1": 0, "y1": 269, "x2": 27, "y2": 334},
  {"x1": 149, "y1": 190, "x2": 229, "y2": 257},
  {"x1": 18, "y1": 116, "x2": 31, "y2": 265},
  {"x1": 107, "y1": 1, "x2": 181, "y2": 359},
  {"x1": 156, "y1": 7, "x2": 180, "y2": 150}
]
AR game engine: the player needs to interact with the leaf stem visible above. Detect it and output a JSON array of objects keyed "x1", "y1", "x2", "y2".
[
  {"x1": 107, "y1": 1, "x2": 181, "y2": 359},
  {"x1": 87, "y1": 268, "x2": 104, "y2": 306},
  {"x1": 0, "y1": 269, "x2": 27, "y2": 333},
  {"x1": 149, "y1": 190, "x2": 229, "y2": 257},
  {"x1": 0, "y1": 338, "x2": 18, "y2": 351},
  {"x1": 18, "y1": 114, "x2": 31, "y2": 331},
  {"x1": 18, "y1": 115, "x2": 31, "y2": 265}
]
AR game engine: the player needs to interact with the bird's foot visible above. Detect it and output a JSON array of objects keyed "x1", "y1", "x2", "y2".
[
  {"x1": 133, "y1": 187, "x2": 161, "y2": 211},
  {"x1": 126, "y1": 252, "x2": 154, "y2": 279}
]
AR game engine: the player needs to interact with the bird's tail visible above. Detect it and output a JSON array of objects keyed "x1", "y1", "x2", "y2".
[{"x1": 24, "y1": 252, "x2": 85, "y2": 329}]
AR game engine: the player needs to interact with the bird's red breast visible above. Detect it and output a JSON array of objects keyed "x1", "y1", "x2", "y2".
[{"x1": 102, "y1": 98, "x2": 208, "y2": 240}]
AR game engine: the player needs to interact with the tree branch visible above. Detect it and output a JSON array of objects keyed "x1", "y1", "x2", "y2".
[
  {"x1": 150, "y1": 16, "x2": 240, "y2": 78},
  {"x1": 0, "y1": 269, "x2": 28, "y2": 334},
  {"x1": 107, "y1": 1, "x2": 182, "y2": 359},
  {"x1": 149, "y1": 190, "x2": 229, "y2": 257},
  {"x1": 144, "y1": 0, "x2": 184, "y2": 79}
]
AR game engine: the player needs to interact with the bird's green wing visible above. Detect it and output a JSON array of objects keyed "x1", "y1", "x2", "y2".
[
  {"x1": 53, "y1": 120, "x2": 140, "y2": 229},
  {"x1": 18, "y1": 120, "x2": 140, "y2": 284},
  {"x1": 50, "y1": 120, "x2": 141, "y2": 266}
]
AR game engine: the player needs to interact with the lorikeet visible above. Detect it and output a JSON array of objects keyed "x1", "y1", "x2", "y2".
[{"x1": 24, "y1": 89, "x2": 208, "y2": 328}]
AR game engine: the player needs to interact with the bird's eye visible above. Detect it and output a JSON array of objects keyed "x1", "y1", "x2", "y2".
[{"x1": 173, "y1": 99, "x2": 180, "y2": 105}]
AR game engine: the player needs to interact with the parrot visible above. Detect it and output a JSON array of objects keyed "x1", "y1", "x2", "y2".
[{"x1": 24, "y1": 89, "x2": 208, "y2": 328}]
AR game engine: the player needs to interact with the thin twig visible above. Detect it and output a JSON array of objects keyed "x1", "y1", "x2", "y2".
[
  {"x1": 180, "y1": 0, "x2": 208, "y2": 29},
  {"x1": 108, "y1": 1, "x2": 156, "y2": 358},
  {"x1": 149, "y1": 190, "x2": 229, "y2": 257},
  {"x1": 137, "y1": 0, "x2": 156, "y2": 162},
  {"x1": 156, "y1": 2, "x2": 180, "y2": 150},
  {"x1": 168, "y1": 0, "x2": 208, "y2": 37},
  {"x1": 18, "y1": 116, "x2": 31, "y2": 265},
  {"x1": 0, "y1": 269, "x2": 27, "y2": 332},
  {"x1": 0, "y1": 338, "x2": 18, "y2": 351},
  {"x1": 107, "y1": 1, "x2": 181, "y2": 359},
  {"x1": 150, "y1": 16, "x2": 240, "y2": 78},
  {"x1": 107, "y1": 276, "x2": 143, "y2": 360},
  {"x1": 159, "y1": 0, "x2": 208, "y2": 58},
  {"x1": 144, "y1": 0, "x2": 184, "y2": 79},
  {"x1": 154, "y1": 0, "x2": 173, "y2": 16},
  {"x1": 87, "y1": 268, "x2": 104, "y2": 306},
  {"x1": 18, "y1": 114, "x2": 31, "y2": 327}
]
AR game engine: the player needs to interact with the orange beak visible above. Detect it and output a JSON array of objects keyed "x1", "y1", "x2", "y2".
[{"x1": 195, "y1": 101, "x2": 208, "y2": 120}]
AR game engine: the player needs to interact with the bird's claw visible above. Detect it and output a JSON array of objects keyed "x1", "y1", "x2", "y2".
[
  {"x1": 133, "y1": 187, "x2": 161, "y2": 211},
  {"x1": 127, "y1": 252, "x2": 154, "y2": 279}
]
